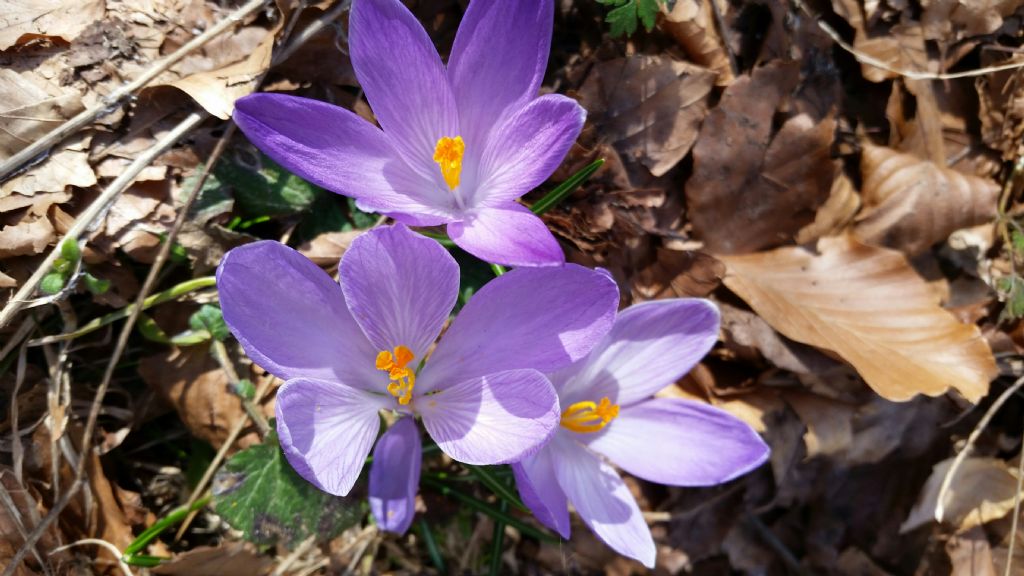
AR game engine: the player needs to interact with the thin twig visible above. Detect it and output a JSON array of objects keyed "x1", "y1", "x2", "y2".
[
  {"x1": 936, "y1": 375, "x2": 1024, "y2": 523},
  {"x1": 0, "y1": 0, "x2": 272, "y2": 181},
  {"x1": 790, "y1": 0, "x2": 1024, "y2": 80},
  {"x1": 0, "y1": 113, "x2": 207, "y2": 331},
  {"x1": 0, "y1": 316, "x2": 35, "y2": 361},
  {"x1": 271, "y1": 535, "x2": 317, "y2": 576},
  {"x1": 50, "y1": 539, "x2": 133, "y2": 576},
  {"x1": 1006, "y1": 410, "x2": 1024, "y2": 576},
  {"x1": 211, "y1": 339, "x2": 270, "y2": 437}
]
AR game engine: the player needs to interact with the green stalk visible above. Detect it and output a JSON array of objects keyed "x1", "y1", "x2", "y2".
[
  {"x1": 122, "y1": 495, "x2": 211, "y2": 565},
  {"x1": 40, "y1": 276, "x2": 216, "y2": 343},
  {"x1": 420, "y1": 476, "x2": 556, "y2": 543},
  {"x1": 489, "y1": 479, "x2": 510, "y2": 576},
  {"x1": 490, "y1": 264, "x2": 507, "y2": 276}
]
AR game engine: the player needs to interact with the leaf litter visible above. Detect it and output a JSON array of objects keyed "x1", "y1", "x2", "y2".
[{"x1": 3, "y1": 0, "x2": 1024, "y2": 574}]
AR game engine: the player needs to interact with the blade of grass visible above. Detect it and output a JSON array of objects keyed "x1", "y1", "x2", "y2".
[
  {"x1": 529, "y1": 158, "x2": 604, "y2": 216},
  {"x1": 489, "y1": 479, "x2": 510, "y2": 576},
  {"x1": 418, "y1": 518, "x2": 446, "y2": 573},
  {"x1": 466, "y1": 464, "x2": 524, "y2": 510},
  {"x1": 420, "y1": 476, "x2": 556, "y2": 543},
  {"x1": 490, "y1": 264, "x2": 506, "y2": 276}
]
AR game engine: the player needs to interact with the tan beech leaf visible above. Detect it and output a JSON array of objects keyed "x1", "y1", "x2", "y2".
[
  {"x1": 1, "y1": 148, "x2": 96, "y2": 197},
  {"x1": 901, "y1": 457, "x2": 1017, "y2": 533},
  {"x1": 794, "y1": 170, "x2": 860, "y2": 244},
  {"x1": 856, "y1": 143, "x2": 999, "y2": 255},
  {"x1": 687, "y1": 62, "x2": 836, "y2": 254},
  {"x1": 720, "y1": 235, "x2": 997, "y2": 402},
  {"x1": 659, "y1": 0, "x2": 734, "y2": 86},
  {"x1": 0, "y1": 216, "x2": 55, "y2": 258},
  {"x1": 578, "y1": 55, "x2": 715, "y2": 177},
  {"x1": 0, "y1": 0, "x2": 104, "y2": 50},
  {"x1": 0, "y1": 69, "x2": 83, "y2": 161},
  {"x1": 171, "y1": 31, "x2": 274, "y2": 119}
]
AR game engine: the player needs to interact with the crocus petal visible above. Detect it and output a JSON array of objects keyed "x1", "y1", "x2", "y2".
[
  {"x1": 349, "y1": 0, "x2": 459, "y2": 186},
  {"x1": 418, "y1": 369, "x2": 558, "y2": 465},
  {"x1": 234, "y1": 94, "x2": 453, "y2": 223},
  {"x1": 512, "y1": 449, "x2": 571, "y2": 538},
  {"x1": 448, "y1": 202, "x2": 564, "y2": 267},
  {"x1": 586, "y1": 398, "x2": 769, "y2": 486},
  {"x1": 447, "y1": 0, "x2": 553, "y2": 149},
  {"x1": 419, "y1": 264, "x2": 618, "y2": 389},
  {"x1": 473, "y1": 94, "x2": 586, "y2": 206},
  {"x1": 275, "y1": 378, "x2": 389, "y2": 496},
  {"x1": 217, "y1": 240, "x2": 380, "y2": 387},
  {"x1": 550, "y1": 435, "x2": 656, "y2": 568},
  {"x1": 553, "y1": 299, "x2": 720, "y2": 407},
  {"x1": 369, "y1": 417, "x2": 422, "y2": 534},
  {"x1": 339, "y1": 224, "x2": 459, "y2": 359}
]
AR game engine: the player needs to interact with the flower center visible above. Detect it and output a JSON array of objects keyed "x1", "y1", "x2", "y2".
[
  {"x1": 433, "y1": 136, "x2": 465, "y2": 190},
  {"x1": 375, "y1": 345, "x2": 416, "y2": 405},
  {"x1": 559, "y1": 397, "x2": 620, "y2": 434}
]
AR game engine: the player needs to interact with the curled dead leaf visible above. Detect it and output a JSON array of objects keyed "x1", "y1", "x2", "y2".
[
  {"x1": 0, "y1": 0, "x2": 105, "y2": 50},
  {"x1": 172, "y1": 31, "x2": 275, "y2": 120},
  {"x1": 901, "y1": 457, "x2": 1018, "y2": 533},
  {"x1": 721, "y1": 235, "x2": 997, "y2": 402},
  {"x1": 659, "y1": 0, "x2": 734, "y2": 86},
  {"x1": 856, "y1": 143, "x2": 999, "y2": 255},
  {"x1": 578, "y1": 55, "x2": 715, "y2": 177}
]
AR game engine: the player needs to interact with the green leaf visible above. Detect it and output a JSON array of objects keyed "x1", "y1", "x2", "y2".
[
  {"x1": 233, "y1": 378, "x2": 256, "y2": 401},
  {"x1": 188, "y1": 304, "x2": 230, "y2": 341},
  {"x1": 213, "y1": 430, "x2": 362, "y2": 548},
  {"x1": 180, "y1": 166, "x2": 234, "y2": 226},
  {"x1": 347, "y1": 197, "x2": 378, "y2": 229},
  {"x1": 599, "y1": 0, "x2": 662, "y2": 37},
  {"x1": 40, "y1": 272, "x2": 67, "y2": 295},
  {"x1": 1012, "y1": 229, "x2": 1024, "y2": 257},
  {"x1": 217, "y1": 152, "x2": 324, "y2": 217},
  {"x1": 59, "y1": 238, "x2": 80, "y2": 263}
]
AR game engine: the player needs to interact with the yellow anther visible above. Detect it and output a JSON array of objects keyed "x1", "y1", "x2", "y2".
[
  {"x1": 376, "y1": 345, "x2": 416, "y2": 405},
  {"x1": 433, "y1": 136, "x2": 465, "y2": 190},
  {"x1": 560, "y1": 397, "x2": 620, "y2": 434}
]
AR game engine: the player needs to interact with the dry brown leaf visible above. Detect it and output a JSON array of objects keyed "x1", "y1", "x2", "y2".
[
  {"x1": 794, "y1": 170, "x2": 860, "y2": 245},
  {"x1": 297, "y1": 230, "x2": 361, "y2": 267},
  {"x1": 0, "y1": 148, "x2": 96, "y2": 197},
  {"x1": 578, "y1": 55, "x2": 715, "y2": 177},
  {"x1": 720, "y1": 235, "x2": 997, "y2": 402},
  {"x1": 0, "y1": 0, "x2": 105, "y2": 50},
  {"x1": 659, "y1": 0, "x2": 734, "y2": 86},
  {"x1": 853, "y1": 24, "x2": 933, "y2": 83},
  {"x1": 0, "y1": 69, "x2": 84, "y2": 161},
  {"x1": 785, "y1": 393, "x2": 855, "y2": 458},
  {"x1": 152, "y1": 542, "x2": 273, "y2": 576},
  {"x1": 687, "y1": 62, "x2": 836, "y2": 254},
  {"x1": 170, "y1": 28, "x2": 275, "y2": 119},
  {"x1": 901, "y1": 457, "x2": 1018, "y2": 533},
  {"x1": 630, "y1": 248, "x2": 724, "y2": 301},
  {"x1": 0, "y1": 216, "x2": 54, "y2": 258},
  {"x1": 0, "y1": 467, "x2": 69, "y2": 575},
  {"x1": 946, "y1": 526, "x2": 997, "y2": 576},
  {"x1": 856, "y1": 143, "x2": 999, "y2": 255},
  {"x1": 922, "y1": 0, "x2": 1022, "y2": 40}
]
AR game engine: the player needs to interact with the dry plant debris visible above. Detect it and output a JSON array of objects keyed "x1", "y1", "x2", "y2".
[{"x1": 2, "y1": 0, "x2": 1024, "y2": 574}]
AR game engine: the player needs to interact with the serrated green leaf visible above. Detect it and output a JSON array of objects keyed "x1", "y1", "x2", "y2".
[
  {"x1": 601, "y1": 0, "x2": 662, "y2": 37},
  {"x1": 40, "y1": 272, "x2": 66, "y2": 295},
  {"x1": 188, "y1": 305, "x2": 230, "y2": 341},
  {"x1": 213, "y1": 431, "x2": 362, "y2": 548},
  {"x1": 217, "y1": 152, "x2": 324, "y2": 217}
]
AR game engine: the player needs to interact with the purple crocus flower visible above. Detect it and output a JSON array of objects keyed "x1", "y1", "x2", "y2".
[
  {"x1": 232, "y1": 0, "x2": 583, "y2": 268},
  {"x1": 216, "y1": 224, "x2": 619, "y2": 533},
  {"x1": 513, "y1": 299, "x2": 770, "y2": 567}
]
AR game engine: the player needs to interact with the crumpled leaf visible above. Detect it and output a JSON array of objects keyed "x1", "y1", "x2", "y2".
[
  {"x1": 659, "y1": 0, "x2": 734, "y2": 86},
  {"x1": 855, "y1": 143, "x2": 999, "y2": 255},
  {"x1": 212, "y1": 430, "x2": 362, "y2": 548},
  {"x1": 1, "y1": 147, "x2": 96, "y2": 196},
  {"x1": 0, "y1": 0, "x2": 105, "y2": 50},
  {"x1": 721, "y1": 235, "x2": 997, "y2": 402},
  {"x1": 151, "y1": 543, "x2": 273, "y2": 576},
  {"x1": 901, "y1": 457, "x2": 1018, "y2": 533},
  {"x1": 686, "y1": 61, "x2": 837, "y2": 254},
  {"x1": 0, "y1": 68, "x2": 84, "y2": 161},
  {"x1": 922, "y1": 0, "x2": 1022, "y2": 40},
  {"x1": 170, "y1": 29, "x2": 274, "y2": 119},
  {"x1": 578, "y1": 55, "x2": 715, "y2": 177},
  {"x1": 0, "y1": 216, "x2": 55, "y2": 258}
]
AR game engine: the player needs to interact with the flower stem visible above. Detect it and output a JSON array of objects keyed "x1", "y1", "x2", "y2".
[
  {"x1": 418, "y1": 518, "x2": 446, "y2": 573},
  {"x1": 121, "y1": 494, "x2": 212, "y2": 565},
  {"x1": 488, "y1": 478, "x2": 511, "y2": 576},
  {"x1": 466, "y1": 464, "x2": 524, "y2": 510}
]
